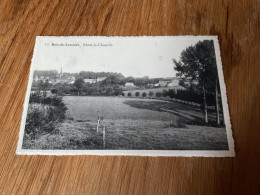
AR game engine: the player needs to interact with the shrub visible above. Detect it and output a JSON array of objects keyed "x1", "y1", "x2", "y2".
[
  {"x1": 25, "y1": 92, "x2": 68, "y2": 139},
  {"x1": 127, "y1": 92, "x2": 131, "y2": 97},
  {"x1": 24, "y1": 106, "x2": 45, "y2": 136},
  {"x1": 135, "y1": 92, "x2": 140, "y2": 97},
  {"x1": 29, "y1": 91, "x2": 44, "y2": 104},
  {"x1": 168, "y1": 89, "x2": 176, "y2": 99},
  {"x1": 155, "y1": 92, "x2": 162, "y2": 97},
  {"x1": 114, "y1": 87, "x2": 122, "y2": 96},
  {"x1": 142, "y1": 92, "x2": 147, "y2": 97},
  {"x1": 162, "y1": 90, "x2": 168, "y2": 97},
  {"x1": 122, "y1": 93, "x2": 125, "y2": 96},
  {"x1": 51, "y1": 88, "x2": 58, "y2": 94},
  {"x1": 149, "y1": 91, "x2": 154, "y2": 97}
]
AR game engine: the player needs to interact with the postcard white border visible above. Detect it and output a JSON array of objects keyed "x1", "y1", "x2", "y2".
[{"x1": 16, "y1": 36, "x2": 235, "y2": 157}]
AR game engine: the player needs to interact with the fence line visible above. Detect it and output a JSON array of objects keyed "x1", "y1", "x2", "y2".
[{"x1": 103, "y1": 125, "x2": 106, "y2": 148}]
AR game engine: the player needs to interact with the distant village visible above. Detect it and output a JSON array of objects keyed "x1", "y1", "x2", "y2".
[
  {"x1": 33, "y1": 68, "x2": 76, "y2": 85},
  {"x1": 33, "y1": 67, "x2": 182, "y2": 89}
]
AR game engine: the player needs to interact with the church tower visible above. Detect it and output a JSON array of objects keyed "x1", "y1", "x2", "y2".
[{"x1": 60, "y1": 66, "x2": 63, "y2": 76}]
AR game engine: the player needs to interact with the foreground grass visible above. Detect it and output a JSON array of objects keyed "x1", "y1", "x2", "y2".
[
  {"x1": 23, "y1": 97, "x2": 228, "y2": 150},
  {"x1": 25, "y1": 118, "x2": 228, "y2": 150}
]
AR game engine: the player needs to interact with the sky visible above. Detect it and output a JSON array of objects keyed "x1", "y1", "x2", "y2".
[{"x1": 33, "y1": 37, "x2": 214, "y2": 78}]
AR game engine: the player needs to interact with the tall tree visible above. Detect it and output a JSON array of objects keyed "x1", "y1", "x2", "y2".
[
  {"x1": 173, "y1": 40, "x2": 220, "y2": 124},
  {"x1": 73, "y1": 78, "x2": 85, "y2": 95}
]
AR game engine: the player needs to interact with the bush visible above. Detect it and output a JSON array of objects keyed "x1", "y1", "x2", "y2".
[
  {"x1": 127, "y1": 92, "x2": 131, "y2": 97},
  {"x1": 155, "y1": 92, "x2": 162, "y2": 97},
  {"x1": 168, "y1": 89, "x2": 176, "y2": 99},
  {"x1": 135, "y1": 92, "x2": 140, "y2": 97},
  {"x1": 114, "y1": 87, "x2": 122, "y2": 96},
  {"x1": 51, "y1": 88, "x2": 58, "y2": 94},
  {"x1": 25, "y1": 92, "x2": 68, "y2": 139},
  {"x1": 122, "y1": 93, "x2": 125, "y2": 96},
  {"x1": 29, "y1": 91, "x2": 44, "y2": 104},
  {"x1": 149, "y1": 91, "x2": 154, "y2": 97},
  {"x1": 24, "y1": 107, "x2": 45, "y2": 136},
  {"x1": 142, "y1": 92, "x2": 147, "y2": 97},
  {"x1": 162, "y1": 90, "x2": 168, "y2": 97}
]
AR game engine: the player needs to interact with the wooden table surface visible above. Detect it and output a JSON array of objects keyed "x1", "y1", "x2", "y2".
[{"x1": 0, "y1": 0, "x2": 259, "y2": 194}]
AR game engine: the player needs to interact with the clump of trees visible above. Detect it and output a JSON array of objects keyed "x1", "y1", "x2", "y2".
[
  {"x1": 24, "y1": 92, "x2": 68, "y2": 142},
  {"x1": 78, "y1": 71, "x2": 159, "y2": 87},
  {"x1": 32, "y1": 80, "x2": 52, "y2": 91},
  {"x1": 78, "y1": 71, "x2": 124, "y2": 80},
  {"x1": 74, "y1": 78, "x2": 84, "y2": 95},
  {"x1": 135, "y1": 92, "x2": 140, "y2": 97},
  {"x1": 51, "y1": 78, "x2": 123, "y2": 96},
  {"x1": 34, "y1": 70, "x2": 58, "y2": 77},
  {"x1": 142, "y1": 92, "x2": 147, "y2": 97},
  {"x1": 173, "y1": 40, "x2": 221, "y2": 124},
  {"x1": 33, "y1": 70, "x2": 171, "y2": 93}
]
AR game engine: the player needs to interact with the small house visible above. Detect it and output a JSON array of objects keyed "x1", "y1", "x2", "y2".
[
  {"x1": 97, "y1": 77, "x2": 107, "y2": 82},
  {"x1": 125, "y1": 82, "x2": 135, "y2": 87},
  {"x1": 158, "y1": 80, "x2": 168, "y2": 87},
  {"x1": 84, "y1": 79, "x2": 97, "y2": 84},
  {"x1": 167, "y1": 78, "x2": 180, "y2": 87}
]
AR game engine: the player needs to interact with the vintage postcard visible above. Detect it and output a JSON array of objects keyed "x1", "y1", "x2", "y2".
[{"x1": 16, "y1": 36, "x2": 235, "y2": 156}]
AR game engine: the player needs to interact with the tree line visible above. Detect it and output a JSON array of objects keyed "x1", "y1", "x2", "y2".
[
  {"x1": 51, "y1": 78, "x2": 123, "y2": 96},
  {"x1": 173, "y1": 40, "x2": 222, "y2": 125},
  {"x1": 78, "y1": 71, "x2": 162, "y2": 87},
  {"x1": 33, "y1": 70, "x2": 169, "y2": 92},
  {"x1": 124, "y1": 89, "x2": 219, "y2": 109}
]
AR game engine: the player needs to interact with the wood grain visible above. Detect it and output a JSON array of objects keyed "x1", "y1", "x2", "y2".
[{"x1": 0, "y1": 0, "x2": 259, "y2": 194}]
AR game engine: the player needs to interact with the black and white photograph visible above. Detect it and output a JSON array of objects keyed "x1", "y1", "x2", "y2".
[{"x1": 17, "y1": 36, "x2": 234, "y2": 156}]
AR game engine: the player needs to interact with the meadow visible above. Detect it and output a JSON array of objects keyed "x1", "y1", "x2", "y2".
[{"x1": 29, "y1": 96, "x2": 228, "y2": 150}]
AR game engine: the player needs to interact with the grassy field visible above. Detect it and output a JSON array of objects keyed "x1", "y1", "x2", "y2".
[
  {"x1": 64, "y1": 96, "x2": 179, "y2": 121},
  {"x1": 29, "y1": 96, "x2": 228, "y2": 150}
]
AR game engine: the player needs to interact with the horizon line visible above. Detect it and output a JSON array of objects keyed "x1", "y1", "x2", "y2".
[{"x1": 33, "y1": 69, "x2": 178, "y2": 79}]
